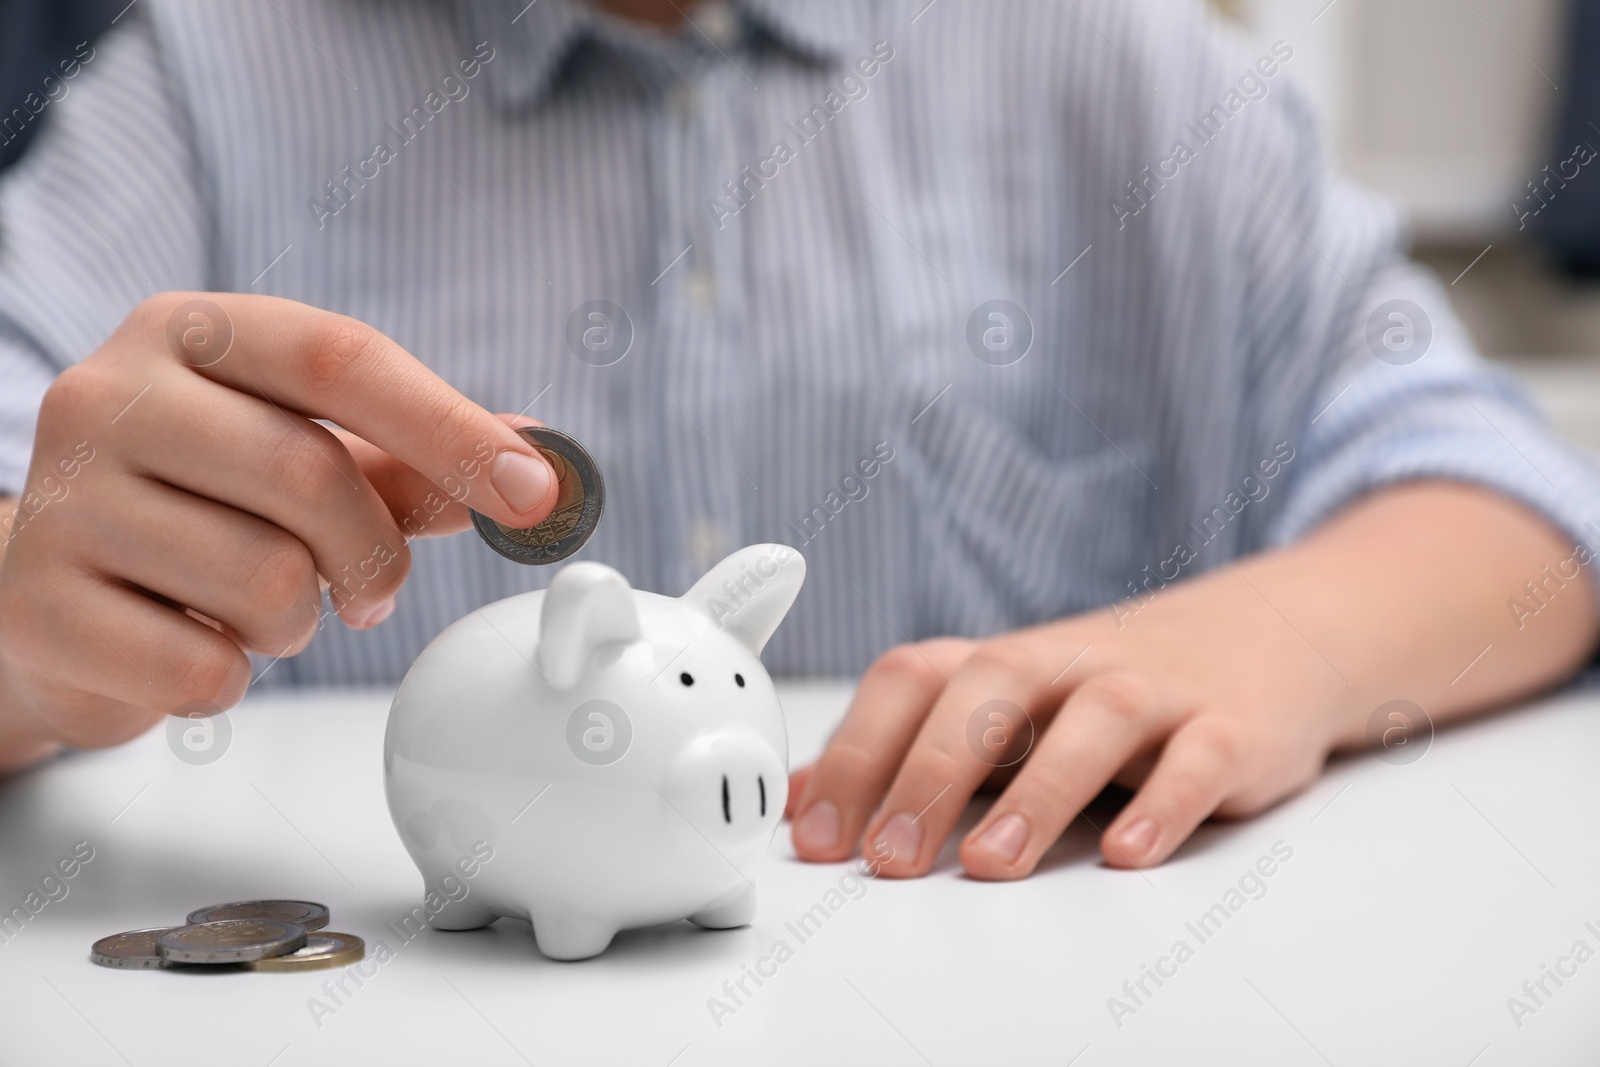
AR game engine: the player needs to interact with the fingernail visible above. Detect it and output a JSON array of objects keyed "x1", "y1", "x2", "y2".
[
  {"x1": 1115, "y1": 817, "x2": 1159, "y2": 858},
  {"x1": 874, "y1": 813, "x2": 922, "y2": 867},
  {"x1": 972, "y1": 813, "x2": 1029, "y2": 865},
  {"x1": 490, "y1": 450, "x2": 554, "y2": 515},
  {"x1": 347, "y1": 597, "x2": 395, "y2": 628},
  {"x1": 794, "y1": 801, "x2": 840, "y2": 852}
]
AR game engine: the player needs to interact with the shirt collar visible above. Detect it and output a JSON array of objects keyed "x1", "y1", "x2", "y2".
[
  {"x1": 742, "y1": 0, "x2": 875, "y2": 64},
  {"x1": 458, "y1": 0, "x2": 875, "y2": 111}
]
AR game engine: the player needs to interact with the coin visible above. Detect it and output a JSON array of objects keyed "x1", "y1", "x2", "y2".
[
  {"x1": 156, "y1": 919, "x2": 307, "y2": 964},
  {"x1": 91, "y1": 927, "x2": 185, "y2": 970},
  {"x1": 242, "y1": 931, "x2": 365, "y2": 973},
  {"x1": 471, "y1": 426, "x2": 604, "y2": 564},
  {"x1": 186, "y1": 899, "x2": 329, "y2": 932}
]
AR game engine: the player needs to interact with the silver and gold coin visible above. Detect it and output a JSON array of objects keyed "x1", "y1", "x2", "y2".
[
  {"x1": 242, "y1": 931, "x2": 365, "y2": 973},
  {"x1": 156, "y1": 919, "x2": 307, "y2": 964},
  {"x1": 91, "y1": 927, "x2": 184, "y2": 970},
  {"x1": 186, "y1": 899, "x2": 329, "y2": 932},
  {"x1": 471, "y1": 426, "x2": 604, "y2": 564}
]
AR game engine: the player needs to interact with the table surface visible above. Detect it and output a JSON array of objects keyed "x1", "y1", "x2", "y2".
[{"x1": 2, "y1": 679, "x2": 1598, "y2": 1066}]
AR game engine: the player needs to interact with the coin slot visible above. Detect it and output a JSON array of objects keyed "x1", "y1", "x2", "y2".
[
  {"x1": 721, "y1": 774, "x2": 730, "y2": 823},
  {"x1": 758, "y1": 775, "x2": 766, "y2": 817}
]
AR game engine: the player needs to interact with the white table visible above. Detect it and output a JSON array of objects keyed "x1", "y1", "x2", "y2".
[{"x1": 2, "y1": 680, "x2": 1598, "y2": 1066}]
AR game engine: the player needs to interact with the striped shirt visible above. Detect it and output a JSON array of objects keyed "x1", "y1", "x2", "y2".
[{"x1": 1, "y1": 0, "x2": 1597, "y2": 684}]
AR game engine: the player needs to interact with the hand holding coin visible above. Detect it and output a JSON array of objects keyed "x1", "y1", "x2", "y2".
[{"x1": 0, "y1": 292, "x2": 562, "y2": 771}]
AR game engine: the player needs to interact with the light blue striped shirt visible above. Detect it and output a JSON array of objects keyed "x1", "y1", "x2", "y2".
[{"x1": 2, "y1": 0, "x2": 1598, "y2": 683}]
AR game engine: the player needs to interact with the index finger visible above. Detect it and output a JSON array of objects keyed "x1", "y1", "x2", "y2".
[
  {"x1": 859, "y1": 638, "x2": 1069, "y2": 877},
  {"x1": 147, "y1": 292, "x2": 558, "y2": 527},
  {"x1": 789, "y1": 638, "x2": 973, "y2": 862}
]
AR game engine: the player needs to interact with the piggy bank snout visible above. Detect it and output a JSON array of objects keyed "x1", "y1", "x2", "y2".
[{"x1": 663, "y1": 732, "x2": 787, "y2": 841}]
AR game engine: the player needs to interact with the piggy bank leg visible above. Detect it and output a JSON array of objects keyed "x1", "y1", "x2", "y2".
[
  {"x1": 530, "y1": 910, "x2": 616, "y2": 961},
  {"x1": 689, "y1": 885, "x2": 757, "y2": 930},
  {"x1": 426, "y1": 881, "x2": 497, "y2": 932}
]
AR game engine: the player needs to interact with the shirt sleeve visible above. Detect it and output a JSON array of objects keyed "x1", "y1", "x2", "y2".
[
  {"x1": 0, "y1": 9, "x2": 208, "y2": 495},
  {"x1": 1266, "y1": 176, "x2": 1600, "y2": 599}
]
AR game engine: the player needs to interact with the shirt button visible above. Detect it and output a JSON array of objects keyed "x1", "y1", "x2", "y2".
[
  {"x1": 687, "y1": 272, "x2": 715, "y2": 311},
  {"x1": 671, "y1": 83, "x2": 694, "y2": 118},
  {"x1": 689, "y1": 517, "x2": 728, "y2": 573}
]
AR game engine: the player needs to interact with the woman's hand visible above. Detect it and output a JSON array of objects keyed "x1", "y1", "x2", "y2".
[
  {"x1": 786, "y1": 576, "x2": 1340, "y2": 878},
  {"x1": 787, "y1": 482, "x2": 1599, "y2": 877},
  {"x1": 0, "y1": 292, "x2": 559, "y2": 771}
]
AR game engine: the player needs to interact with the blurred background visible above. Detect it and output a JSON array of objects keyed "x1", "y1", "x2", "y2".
[
  {"x1": 1228, "y1": 0, "x2": 1600, "y2": 451},
  {"x1": 4, "y1": 0, "x2": 1596, "y2": 448}
]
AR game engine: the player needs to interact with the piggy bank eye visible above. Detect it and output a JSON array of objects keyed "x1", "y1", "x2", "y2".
[
  {"x1": 680, "y1": 672, "x2": 694, "y2": 686},
  {"x1": 734, "y1": 673, "x2": 745, "y2": 688}
]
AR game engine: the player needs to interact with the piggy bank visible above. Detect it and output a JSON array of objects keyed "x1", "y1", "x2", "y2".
[{"x1": 383, "y1": 544, "x2": 805, "y2": 960}]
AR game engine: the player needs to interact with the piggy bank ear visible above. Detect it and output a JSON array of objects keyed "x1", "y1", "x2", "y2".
[
  {"x1": 683, "y1": 544, "x2": 806, "y2": 654},
  {"x1": 537, "y1": 562, "x2": 642, "y2": 688}
]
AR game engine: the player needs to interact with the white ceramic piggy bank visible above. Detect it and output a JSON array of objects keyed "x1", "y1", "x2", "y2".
[{"x1": 383, "y1": 544, "x2": 805, "y2": 960}]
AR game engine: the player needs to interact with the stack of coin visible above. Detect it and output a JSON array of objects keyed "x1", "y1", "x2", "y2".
[
  {"x1": 471, "y1": 426, "x2": 605, "y2": 565},
  {"x1": 90, "y1": 899, "x2": 364, "y2": 973}
]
